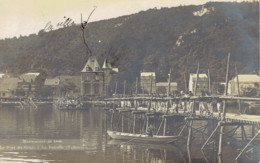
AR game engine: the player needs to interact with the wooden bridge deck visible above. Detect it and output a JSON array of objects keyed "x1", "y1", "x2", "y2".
[{"x1": 111, "y1": 107, "x2": 260, "y2": 125}]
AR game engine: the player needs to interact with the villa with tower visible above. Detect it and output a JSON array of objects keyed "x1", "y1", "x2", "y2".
[{"x1": 80, "y1": 56, "x2": 118, "y2": 99}]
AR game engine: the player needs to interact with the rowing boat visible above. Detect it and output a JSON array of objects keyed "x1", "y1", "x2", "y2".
[{"x1": 107, "y1": 130, "x2": 181, "y2": 143}]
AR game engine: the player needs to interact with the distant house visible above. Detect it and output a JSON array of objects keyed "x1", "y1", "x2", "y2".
[
  {"x1": 17, "y1": 73, "x2": 40, "y2": 96},
  {"x1": 156, "y1": 82, "x2": 177, "y2": 95},
  {"x1": 0, "y1": 73, "x2": 7, "y2": 80},
  {"x1": 43, "y1": 78, "x2": 60, "y2": 97},
  {"x1": 81, "y1": 56, "x2": 118, "y2": 98},
  {"x1": 44, "y1": 78, "x2": 60, "y2": 86},
  {"x1": 189, "y1": 73, "x2": 208, "y2": 95},
  {"x1": 140, "y1": 72, "x2": 156, "y2": 94},
  {"x1": 0, "y1": 77, "x2": 20, "y2": 98},
  {"x1": 228, "y1": 74, "x2": 260, "y2": 95}
]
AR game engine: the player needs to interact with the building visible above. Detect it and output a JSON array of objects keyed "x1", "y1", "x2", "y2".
[
  {"x1": 228, "y1": 74, "x2": 260, "y2": 95},
  {"x1": 16, "y1": 73, "x2": 40, "y2": 96},
  {"x1": 81, "y1": 56, "x2": 118, "y2": 98},
  {"x1": 156, "y1": 82, "x2": 178, "y2": 95},
  {"x1": 0, "y1": 77, "x2": 20, "y2": 98},
  {"x1": 0, "y1": 73, "x2": 7, "y2": 80},
  {"x1": 189, "y1": 73, "x2": 208, "y2": 95},
  {"x1": 43, "y1": 78, "x2": 60, "y2": 97},
  {"x1": 140, "y1": 72, "x2": 156, "y2": 94}
]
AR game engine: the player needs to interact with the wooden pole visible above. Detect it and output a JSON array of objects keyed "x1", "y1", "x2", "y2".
[
  {"x1": 167, "y1": 69, "x2": 171, "y2": 113},
  {"x1": 163, "y1": 117, "x2": 167, "y2": 136},
  {"x1": 123, "y1": 80, "x2": 126, "y2": 109},
  {"x1": 146, "y1": 116, "x2": 149, "y2": 133},
  {"x1": 133, "y1": 114, "x2": 136, "y2": 134},
  {"x1": 113, "y1": 82, "x2": 117, "y2": 110},
  {"x1": 187, "y1": 119, "x2": 193, "y2": 163},
  {"x1": 167, "y1": 69, "x2": 171, "y2": 97},
  {"x1": 122, "y1": 112, "x2": 124, "y2": 132},
  {"x1": 149, "y1": 77, "x2": 152, "y2": 112},
  {"x1": 135, "y1": 77, "x2": 138, "y2": 110},
  {"x1": 208, "y1": 69, "x2": 211, "y2": 94},
  {"x1": 111, "y1": 110, "x2": 114, "y2": 130},
  {"x1": 194, "y1": 63, "x2": 200, "y2": 96},
  {"x1": 115, "y1": 82, "x2": 118, "y2": 95},
  {"x1": 149, "y1": 77, "x2": 152, "y2": 96},
  {"x1": 136, "y1": 77, "x2": 138, "y2": 95},
  {"x1": 184, "y1": 73, "x2": 187, "y2": 92},
  {"x1": 235, "y1": 65, "x2": 241, "y2": 113},
  {"x1": 187, "y1": 63, "x2": 199, "y2": 163},
  {"x1": 218, "y1": 53, "x2": 230, "y2": 163}
]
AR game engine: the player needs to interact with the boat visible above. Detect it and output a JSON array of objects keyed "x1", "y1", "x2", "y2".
[{"x1": 107, "y1": 130, "x2": 181, "y2": 143}]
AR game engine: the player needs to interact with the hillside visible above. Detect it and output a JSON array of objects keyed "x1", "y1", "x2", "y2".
[{"x1": 0, "y1": 2, "x2": 259, "y2": 90}]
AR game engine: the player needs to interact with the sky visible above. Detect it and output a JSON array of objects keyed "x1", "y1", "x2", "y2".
[{"x1": 0, "y1": 0, "x2": 248, "y2": 39}]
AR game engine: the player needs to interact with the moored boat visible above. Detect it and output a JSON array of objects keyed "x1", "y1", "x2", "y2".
[{"x1": 107, "y1": 130, "x2": 181, "y2": 143}]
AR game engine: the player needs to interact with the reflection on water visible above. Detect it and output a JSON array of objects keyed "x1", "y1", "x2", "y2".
[{"x1": 0, "y1": 105, "x2": 258, "y2": 163}]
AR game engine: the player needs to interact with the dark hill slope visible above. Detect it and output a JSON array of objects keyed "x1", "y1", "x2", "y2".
[{"x1": 0, "y1": 2, "x2": 258, "y2": 90}]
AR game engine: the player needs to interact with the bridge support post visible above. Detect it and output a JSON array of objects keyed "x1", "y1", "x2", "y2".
[
  {"x1": 235, "y1": 130, "x2": 260, "y2": 161},
  {"x1": 187, "y1": 119, "x2": 193, "y2": 163}
]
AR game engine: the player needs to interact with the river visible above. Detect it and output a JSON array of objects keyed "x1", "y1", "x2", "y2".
[{"x1": 0, "y1": 105, "x2": 258, "y2": 163}]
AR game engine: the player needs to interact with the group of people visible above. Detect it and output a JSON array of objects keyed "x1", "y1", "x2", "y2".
[
  {"x1": 55, "y1": 96, "x2": 83, "y2": 109},
  {"x1": 170, "y1": 91, "x2": 223, "y2": 117},
  {"x1": 115, "y1": 90, "x2": 224, "y2": 117}
]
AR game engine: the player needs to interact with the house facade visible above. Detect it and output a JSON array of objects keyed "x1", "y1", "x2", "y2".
[
  {"x1": 81, "y1": 56, "x2": 118, "y2": 98},
  {"x1": 228, "y1": 74, "x2": 260, "y2": 96},
  {"x1": 189, "y1": 73, "x2": 208, "y2": 95},
  {"x1": 43, "y1": 78, "x2": 60, "y2": 97},
  {"x1": 0, "y1": 77, "x2": 20, "y2": 98},
  {"x1": 16, "y1": 73, "x2": 40, "y2": 97},
  {"x1": 140, "y1": 72, "x2": 156, "y2": 94}
]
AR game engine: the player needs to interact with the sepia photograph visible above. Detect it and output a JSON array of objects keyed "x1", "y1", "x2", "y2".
[{"x1": 0, "y1": 0, "x2": 259, "y2": 162}]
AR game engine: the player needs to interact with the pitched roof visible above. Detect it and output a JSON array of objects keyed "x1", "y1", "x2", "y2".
[
  {"x1": 232, "y1": 74, "x2": 260, "y2": 82},
  {"x1": 102, "y1": 59, "x2": 112, "y2": 69},
  {"x1": 81, "y1": 56, "x2": 102, "y2": 72},
  {"x1": 141, "y1": 72, "x2": 156, "y2": 77},
  {"x1": 20, "y1": 73, "x2": 40, "y2": 82},
  {"x1": 44, "y1": 78, "x2": 60, "y2": 86},
  {"x1": 112, "y1": 68, "x2": 119, "y2": 73},
  {"x1": 0, "y1": 77, "x2": 20, "y2": 92},
  {"x1": 0, "y1": 73, "x2": 6, "y2": 78}
]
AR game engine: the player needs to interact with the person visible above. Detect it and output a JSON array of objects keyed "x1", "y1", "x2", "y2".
[
  {"x1": 217, "y1": 99, "x2": 223, "y2": 117},
  {"x1": 207, "y1": 99, "x2": 214, "y2": 117},
  {"x1": 187, "y1": 100, "x2": 194, "y2": 114},
  {"x1": 172, "y1": 101, "x2": 178, "y2": 113},
  {"x1": 199, "y1": 101, "x2": 207, "y2": 116},
  {"x1": 147, "y1": 127, "x2": 153, "y2": 137}
]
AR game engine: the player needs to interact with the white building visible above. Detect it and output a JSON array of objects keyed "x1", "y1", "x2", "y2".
[
  {"x1": 140, "y1": 72, "x2": 156, "y2": 94},
  {"x1": 228, "y1": 74, "x2": 260, "y2": 95},
  {"x1": 189, "y1": 73, "x2": 208, "y2": 95}
]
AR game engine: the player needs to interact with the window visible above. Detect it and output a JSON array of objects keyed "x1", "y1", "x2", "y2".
[
  {"x1": 94, "y1": 83, "x2": 100, "y2": 94},
  {"x1": 95, "y1": 67, "x2": 99, "y2": 71},
  {"x1": 95, "y1": 76, "x2": 99, "y2": 81},
  {"x1": 85, "y1": 83, "x2": 90, "y2": 94}
]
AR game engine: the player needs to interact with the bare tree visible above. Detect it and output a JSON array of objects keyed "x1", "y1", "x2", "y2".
[{"x1": 80, "y1": 6, "x2": 97, "y2": 55}]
